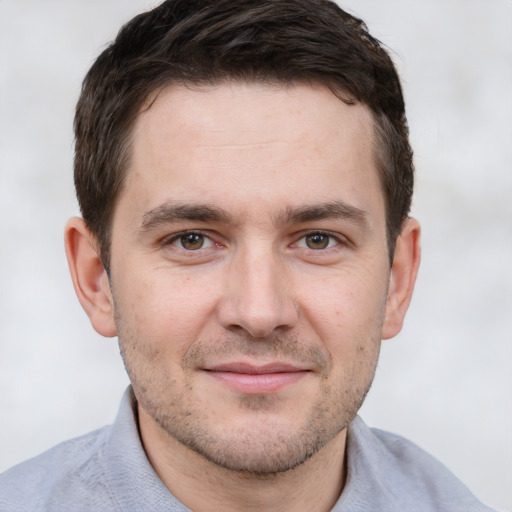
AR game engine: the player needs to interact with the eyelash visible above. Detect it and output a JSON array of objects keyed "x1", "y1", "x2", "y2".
[
  {"x1": 293, "y1": 231, "x2": 345, "y2": 251},
  {"x1": 162, "y1": 229, "x2": 345, "y2": 252},
  {"x1": 163, "y1": 230, "x2": 216, "y2": 251}
]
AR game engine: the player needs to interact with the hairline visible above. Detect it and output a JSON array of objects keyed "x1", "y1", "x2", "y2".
[{"x1": 97, "y1": 77, "x2": 398, "y2": 272}]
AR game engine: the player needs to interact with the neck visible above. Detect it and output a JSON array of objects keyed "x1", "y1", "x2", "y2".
[{"x1": 138, "y1": 405, "x2": 347, "y2": 512}]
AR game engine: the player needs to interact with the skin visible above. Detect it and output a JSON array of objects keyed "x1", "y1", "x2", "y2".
[{"x1": 65, "y1": 82, "x2": 420, "y2": 512}]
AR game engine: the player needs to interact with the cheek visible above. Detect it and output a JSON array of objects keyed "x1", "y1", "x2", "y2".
[
  {"x1": 299, "y1": 264, "x2": 389, "y2": 338},
  {"x1": 113, "y1": 268, "x2": 220, "y2": 354},
  {"x1": 296, "y1": 267, "x2": 387, "y2": 388}
]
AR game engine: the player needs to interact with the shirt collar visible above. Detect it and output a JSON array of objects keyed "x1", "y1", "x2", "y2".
[{"x1": 103, "y1": 387, "x2": 398, "y2": 512}]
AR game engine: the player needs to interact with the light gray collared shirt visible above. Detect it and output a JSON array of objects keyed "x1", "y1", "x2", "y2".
[{"x1": 0, "y1": 388, "x2": 496, "y2": 511}]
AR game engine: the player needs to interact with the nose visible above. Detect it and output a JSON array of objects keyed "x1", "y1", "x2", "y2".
[{"x1": 217, "y1": 246, "x2": 299, "y2": 338}]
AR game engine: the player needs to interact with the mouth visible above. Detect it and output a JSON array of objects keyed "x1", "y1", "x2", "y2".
[{"x1": 203, "y1": 362, "x2": 311, "y2": 394}]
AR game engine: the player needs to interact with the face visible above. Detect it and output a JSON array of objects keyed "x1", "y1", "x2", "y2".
[{"x1": 109, "y1": 82, "x2": 391, "y2": 474}]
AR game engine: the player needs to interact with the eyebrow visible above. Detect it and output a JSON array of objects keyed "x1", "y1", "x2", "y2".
[
  {"x1": 279, "y1": 200, "x2": 369, "y2": 228},
  {"x1": 138, "y1": 199, "x2": 368, "y2": 232},
  {"x1": 139, "y1": 202, "x2": 231, "y2": 232}
]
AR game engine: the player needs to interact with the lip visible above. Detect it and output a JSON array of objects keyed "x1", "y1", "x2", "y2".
[{"x1": 203, "y1": 362, "x2": 310, "y2": 394}]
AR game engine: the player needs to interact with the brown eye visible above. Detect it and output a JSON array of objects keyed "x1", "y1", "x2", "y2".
[
  {"x1": 180, "y1": 233, "x2": 205, "y2": 250},
  {"x1": 305, "y1": 233, "x2": 330, "y2": 249}
]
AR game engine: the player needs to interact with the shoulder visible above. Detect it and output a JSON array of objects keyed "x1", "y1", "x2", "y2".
[
  {"x1": 343, "y1": 417, "x2": 497, "y2": 512},
  {"x1": 0, "y1": 426, "x2": 117, "y2": 512}
]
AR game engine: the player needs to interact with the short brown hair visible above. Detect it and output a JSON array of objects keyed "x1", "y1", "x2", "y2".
[{"x1": 74, "y1": 0, "x2": 413, "y2": 270}]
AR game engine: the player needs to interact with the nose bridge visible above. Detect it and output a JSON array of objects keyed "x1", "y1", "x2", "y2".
[{"x1": 219, "y1": 239, "x2": 298, "y2": 337}]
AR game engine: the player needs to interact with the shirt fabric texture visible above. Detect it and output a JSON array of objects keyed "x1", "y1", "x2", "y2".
[{"x1": 0, "y1": 388, "x2": 496, "y2": 512}]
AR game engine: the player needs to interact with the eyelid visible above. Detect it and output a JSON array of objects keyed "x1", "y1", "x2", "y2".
[
  {"x1": 159, "y1": 228, "x2": 349, "y2": 253},
  {"x1": 162, "y1": 229, "x2": 216, "y2": 250},
  {"x1": 292, "y1": 230, "x2": 348, "y2": 249}
]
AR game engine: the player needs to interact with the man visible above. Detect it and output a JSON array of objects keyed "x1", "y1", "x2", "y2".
[{"x1": 0, "y1": 0, "x2": 497, "y2": 510}]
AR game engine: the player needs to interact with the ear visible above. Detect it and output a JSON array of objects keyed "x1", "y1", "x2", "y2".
[
  {"x1": 381, "y1": 218, "x2": 421, "y2": 340},
  {"x1": 64, "y1": 217, "x2": 117, "y2": 337}
]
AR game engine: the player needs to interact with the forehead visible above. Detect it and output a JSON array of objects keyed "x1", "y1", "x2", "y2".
[
  {"x1": 134, "y1": 81, "x2": 373, "y2": 156},
  {"x1": 119, "y1": 82, "x2": 383, "y2": 226}
]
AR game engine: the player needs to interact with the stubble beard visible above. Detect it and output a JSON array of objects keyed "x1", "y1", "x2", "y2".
[{"x1": 117, "y1": 323, "x2": 381, "y2": 477}]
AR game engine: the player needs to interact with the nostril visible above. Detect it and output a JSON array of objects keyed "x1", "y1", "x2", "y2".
[{"x1": 219, "y1": 303, "x2": 299, "y2": 339}]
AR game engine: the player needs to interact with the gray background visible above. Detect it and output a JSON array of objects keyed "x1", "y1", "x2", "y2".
[{"x1": 0, "y1": 1, "x2": 511, "y2": 510}]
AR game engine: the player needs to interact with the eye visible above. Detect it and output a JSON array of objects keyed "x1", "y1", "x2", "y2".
[
  {"x1": 296, "y1": 232, "x2": 340, "y2": 250},
  {"x1": 305, "y1": 233, "x2": 330, "y2": 250},
  {"x1": 170, "y1": 231, "x2": 214, "y2": 250}
]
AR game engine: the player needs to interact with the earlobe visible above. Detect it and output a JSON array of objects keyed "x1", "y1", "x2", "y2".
[
  {"x1": 382, "y1": 218, "x2": 421, "y2": 340},
  {"x1": 64, "y1": 217, "x2": 117, "y2": 338}
]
